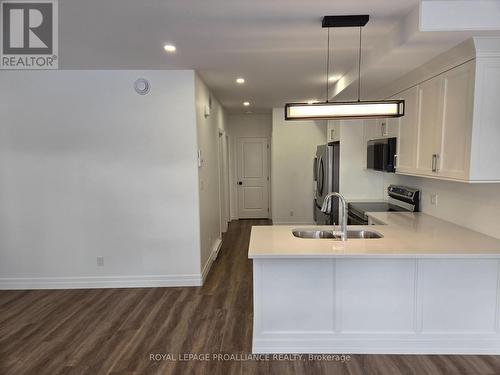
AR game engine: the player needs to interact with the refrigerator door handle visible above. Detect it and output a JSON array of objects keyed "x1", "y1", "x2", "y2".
[
  {"x1": 313, "y1": 157, "x2": 318, "y2": 181},
  {"x1": 317, "y1": 155, "x2": 324, "y2": 196}
]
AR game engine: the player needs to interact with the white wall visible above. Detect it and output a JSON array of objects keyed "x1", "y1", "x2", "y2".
[
  {"x1": 338, "y1": 121, "x2": 385, "y2": 201},
  {"x1": 384, "y1": 174, "x2": 500, "y2": 239},
  {"x1": 271, "y1": 108, "x2": 327, "y2": 224},
  {"x1": 227, "y1": 114, "x2": 272, "y2": 220},
  {"x1": 0, "y1": 70, "x2": 203, "y2": 288},
  {"x1": 194, "y1": 74, "x2": 227, "y2": 275}
]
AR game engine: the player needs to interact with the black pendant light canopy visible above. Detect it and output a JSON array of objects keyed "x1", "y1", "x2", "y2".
[{"x1": 285, "y1": 15, "x2": 405, "y2": 121}]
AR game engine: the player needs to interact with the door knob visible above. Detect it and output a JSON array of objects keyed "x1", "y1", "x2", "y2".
[{"x1": 238, "y1": 181, "x2": 243, "y2": 185}]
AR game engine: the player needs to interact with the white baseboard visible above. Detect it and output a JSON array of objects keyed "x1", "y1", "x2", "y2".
[
  {"x1": 252, "y1": 339, "x2": 500, "y2": 355},
  {"x1": 0, "y1": 274, "x2": 202, "y2": 290},
  {"x1": 201, "y1": 238, "x2": 222, "y2": 284}
]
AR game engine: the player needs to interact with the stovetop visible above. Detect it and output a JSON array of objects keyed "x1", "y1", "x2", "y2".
[
  {"x1": 348, "y1": 201, "x2": 408, "y2": 213},
  {"x1": 348, "y1": 201, "x2": 410, "y2": 221}
]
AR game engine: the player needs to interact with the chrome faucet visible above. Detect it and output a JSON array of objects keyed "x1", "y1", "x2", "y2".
[{"x1": 321, "y1": 192, "x2": 348, "y2": 241}]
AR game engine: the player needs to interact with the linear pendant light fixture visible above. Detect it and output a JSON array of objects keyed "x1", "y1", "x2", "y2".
[{"x1": 285, "y1": 15, "x2": 405, "y2": 121}]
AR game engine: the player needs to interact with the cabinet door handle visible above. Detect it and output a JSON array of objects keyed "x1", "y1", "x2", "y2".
[
  {"x1": 394, "y1": 154, "x2": 398, "y2": 169},
  {"x1": 431, "y1": 154, "x2": 437, "y2": 172},
  {"x1": 435, "y1": 154, "x2": 440, "y2": 173}
]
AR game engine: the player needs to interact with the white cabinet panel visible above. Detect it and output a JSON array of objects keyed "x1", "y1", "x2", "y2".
[
  {"x1": 470, "y1": 60, "x2": 500, "y2": 181},
  {"x1": 396, "y1": 87, "x2": 419, "y2": 173},
  {"x1": 337, "y1": 259, "x2": 415, "y2": 333},
  {"x1": 364, "y1": 118, "x2": 398, "y2": 141},
  {"x1": 438, "y1": 61, "x2": 474, "y2": 180},
  {"x1": 253, "y1": 258, "x2": 500, "y2": 354},
  {"x1": 419, "y1": 259, "x2": 499, "y2": 333},
  {"x1": 259, "y1": 259, "x2": 335, "y2": 332},
  {"x1": 416, "y1": 78, "x2": 444, "y2": 176}
]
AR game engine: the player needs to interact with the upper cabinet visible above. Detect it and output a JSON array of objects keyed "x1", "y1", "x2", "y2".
[
  {"x1": 415, "y1": 76, "x2": 445, "y2": 176},
  {"x1": 396, "y1": 86, "x2": 419, "y2": 174},
  {"x1": 395, "y1": 55, "x2": 500, "y2": 183},
  {"x1": 327, "y1": 120, "x2": 340, "y2": 142},
  {"x1": 363, "y1": 118, "x2": 398, "y2": 141},
  {"x1": 438, "y1": 61, "x2": 475, "y2": 180}
]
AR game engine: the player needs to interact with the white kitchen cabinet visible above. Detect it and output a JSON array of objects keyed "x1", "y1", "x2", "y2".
[
  {"x1": 327, "y1": 120, "x2": 340, "y2": 142},
  {"x1": 437, "y1": 61, "x2": 474, "y2": 180},
  {"x1": 396, "y1": 87, "x2": 419, "y2": 174},
  {"x1": 395, "y1": 56, "x2": 500, "y2": 182},
  {"x1": 364, "y1": 118, "x2": 397, "y2": 141},
  {"x1": 468, "y1": 58, "x2": 500, "y2": 181},
  {"x1": 415, "y1": 77, "x2": 444, "y2": 176}
]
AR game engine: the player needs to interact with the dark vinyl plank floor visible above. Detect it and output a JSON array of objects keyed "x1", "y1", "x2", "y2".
[{"x1": 1, "y1": 219, "x2": 500, "y2": 375}]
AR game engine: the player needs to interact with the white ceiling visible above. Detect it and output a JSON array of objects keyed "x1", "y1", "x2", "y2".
[{"x1": 59, "y1": 0, "x2": 499, "y2": 113}]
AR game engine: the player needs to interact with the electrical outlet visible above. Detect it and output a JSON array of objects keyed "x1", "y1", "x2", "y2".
[
  {"x1": 97, "y1": 256, "x2": 104, "y2": 266},
  {"x1": 430, "y1": 193, "x2": 438, "y2": 206},
  {"x1": 290, "y1": 210, "x2": 294, "y2": 217}
]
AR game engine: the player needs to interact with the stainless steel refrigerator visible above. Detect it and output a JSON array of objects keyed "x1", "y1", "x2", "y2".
[{"x1": 313, "y1": 142, "x2": 340, "y2": 225}]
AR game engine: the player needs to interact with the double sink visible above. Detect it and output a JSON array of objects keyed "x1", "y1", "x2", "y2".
[{"x1": 292, "y1": 229, "x2": 383, "y2": 240}]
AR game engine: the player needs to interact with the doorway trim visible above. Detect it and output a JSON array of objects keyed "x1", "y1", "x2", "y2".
[{"x1": 217, "y1": 129, "x2": 230, "y2": 235}]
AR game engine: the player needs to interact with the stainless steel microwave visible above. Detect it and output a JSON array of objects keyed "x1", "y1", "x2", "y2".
[{"x1": 367, "y1": 137, "x2": 397, "y2": 173}]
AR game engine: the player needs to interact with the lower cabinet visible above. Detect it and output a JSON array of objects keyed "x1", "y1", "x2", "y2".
[{"x1": 252, "y1": 258, "x2": 500, "y2": 354}]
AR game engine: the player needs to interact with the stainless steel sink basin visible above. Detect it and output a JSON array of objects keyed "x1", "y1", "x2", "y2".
[
  {"x1": 292, "y1": 229, "x2": 335, "y2": 239},
  {"x1": 346, "y1": 230, "x2": 384, "y2": 239},
  {"x1": 292, "y1": 229, "x2": 383, "y2": 240}
]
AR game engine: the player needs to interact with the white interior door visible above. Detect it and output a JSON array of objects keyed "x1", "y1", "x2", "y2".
[{"x1": 236, "y1": 137, "x2": 269, "y2": 219}]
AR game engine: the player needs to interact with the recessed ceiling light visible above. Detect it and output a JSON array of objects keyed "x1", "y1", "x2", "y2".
[
  {"x1": 236, "y1": 78, "x2": 245, "y2": 84},
  {"x1": 163, "y1": 44, "x2": 176, "y2": 53},
  {"x1": 243, "y1": 101, "x2": 250, "y2": 107}
]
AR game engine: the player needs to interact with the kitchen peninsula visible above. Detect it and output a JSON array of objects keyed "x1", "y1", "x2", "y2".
[{"x1": 249, "y1": 212, "x2": 500, "y2": 354}]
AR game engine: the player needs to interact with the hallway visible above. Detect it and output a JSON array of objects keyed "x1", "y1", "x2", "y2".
[{"x1": 1, "y1": 220, "x2": 500, "y2": 374}]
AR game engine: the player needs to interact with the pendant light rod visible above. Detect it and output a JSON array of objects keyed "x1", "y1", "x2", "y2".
[
  {"x1": 357, "y1": 26, "x2": 362, "y2": 102},
  {"x1": 326, "y1": 27, "x2": 330, "y2": 102}
]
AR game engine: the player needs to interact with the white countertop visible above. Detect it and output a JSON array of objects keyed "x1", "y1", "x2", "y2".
[{"x1": 248, "y1": 212, "x2": 500, "y2": 259}]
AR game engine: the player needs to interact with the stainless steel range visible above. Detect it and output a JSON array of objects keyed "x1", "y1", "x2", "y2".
[{"x1": 347, "y1": 185, "x2": 420, "y2": 225}]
